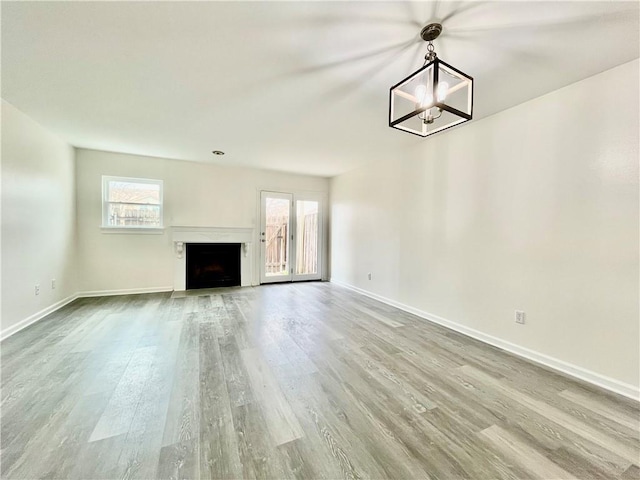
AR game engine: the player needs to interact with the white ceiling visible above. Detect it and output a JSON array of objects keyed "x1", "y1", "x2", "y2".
[{"x1": 2, "y1": 1, "x2": 638, "y2": 177}]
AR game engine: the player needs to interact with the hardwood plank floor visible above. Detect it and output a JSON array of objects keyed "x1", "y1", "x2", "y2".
[{"x1": 1, "y1": 283, "x2": 638, "y2": 479}]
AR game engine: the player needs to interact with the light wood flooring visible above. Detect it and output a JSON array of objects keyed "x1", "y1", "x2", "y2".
[{"x1": 1, "y1": 282, "x2": 639, "y2": 479}]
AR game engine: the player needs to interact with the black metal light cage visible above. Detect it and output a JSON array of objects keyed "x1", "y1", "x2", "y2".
[{"x1": 389, "y1": 57, "x2": 474, "y2": 137}]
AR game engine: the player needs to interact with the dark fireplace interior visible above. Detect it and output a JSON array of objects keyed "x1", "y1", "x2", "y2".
[{"x1": 186, "y1": 243, "x2": 241, "y2": 289}]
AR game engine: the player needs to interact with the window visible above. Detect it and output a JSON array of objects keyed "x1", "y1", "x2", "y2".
[{"x1": 102, "y1": 176, "x2": 163, "y2": 228}]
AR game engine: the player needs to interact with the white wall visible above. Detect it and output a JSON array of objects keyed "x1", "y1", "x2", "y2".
[
  {"x1": 1, "y1": 100, "x2": 77, "y2": 337},
  {"x1": 330, "y1": 60, "x2": 639, "y2": 395},
  {"x1": 76, "y1": 149, "x2": 329, "y2": 293}
]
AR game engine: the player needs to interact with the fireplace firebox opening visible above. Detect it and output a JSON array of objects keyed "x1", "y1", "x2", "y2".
[{"x1": 186, "y1": 243, "x2": 241, "y2": 289}]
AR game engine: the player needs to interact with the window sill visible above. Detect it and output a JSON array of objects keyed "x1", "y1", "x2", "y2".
[{"x1": 100, "y1": 227, "x2": 165, "y2": 235}]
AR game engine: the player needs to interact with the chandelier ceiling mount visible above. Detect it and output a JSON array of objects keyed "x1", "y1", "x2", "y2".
[{"x1": 420, "y1": 23, "x2": 442, "y2": 42}]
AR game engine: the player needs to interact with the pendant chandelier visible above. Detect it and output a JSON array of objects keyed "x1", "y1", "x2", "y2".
[{"x1": 389, "y1": 23, "x2": 473, "y2": 137}]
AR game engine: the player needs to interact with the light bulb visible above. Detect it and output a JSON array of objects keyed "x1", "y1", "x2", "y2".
[
  {"x1": 436, "y1": 81, "x2": 449, "y2": 102},
  {"x1": 414, "y1": 84, "x2": 427, "y2": 105},
  {"x1": 415, "y1": 85, "x2": 435, "y2": 107}
]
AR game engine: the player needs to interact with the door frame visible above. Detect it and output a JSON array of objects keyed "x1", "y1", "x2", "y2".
[
  {"x1": 291, "y1": 192, "x2": 323, "y2": 282},
  {"x1": 260, "y1": 191, "x2": 293, "y2": 284},
  {"x1": 258, "y1": 189, "x2": 324, "y2": 284}
]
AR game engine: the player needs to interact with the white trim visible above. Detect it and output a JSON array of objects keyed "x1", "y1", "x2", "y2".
[
  {"x1": 76, "y1": 286, "x2": 173, "y2": 298},
  {"x1": 172, "y1": 226, "x2": 254, "y2": 244},
  {"x1": 330, "y1": 279, "x2": 640, "y2": 402},
  {"x1": 100, "y1": 227, "x2": 165, "y2": 235},
  {"x1": 1, "y1": 293, "x2": 79, "y2": 341}
]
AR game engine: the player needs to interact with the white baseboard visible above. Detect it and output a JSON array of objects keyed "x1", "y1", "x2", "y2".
[
  {"x1": 1, "y1": 293, "x2": 79, "y2": 341},
  {"x1": 1, "y1": 286, "x2": 174, "y2": 341},
  {"x1": 330, "y1": 279, "x2": 640, "y2": 402},
  {"x1": 76, "y1": 286, "x2": 174, "y2": 298}
]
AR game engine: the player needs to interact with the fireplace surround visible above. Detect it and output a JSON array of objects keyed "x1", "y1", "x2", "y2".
[{"x1": 172, "y1": 226, "x2": 254, "y2": 290}]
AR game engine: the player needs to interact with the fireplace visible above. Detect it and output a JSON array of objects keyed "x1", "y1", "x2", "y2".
[
  {"x1": 186, "y1": 243, "x2": 241, "y2": 289},
  {"x1": 172, "y1": 226, "x2": 254, "y2": 290}
]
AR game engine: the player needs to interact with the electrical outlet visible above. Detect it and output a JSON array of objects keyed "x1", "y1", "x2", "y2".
[
  {"x1": 35, "y1": 284, "x2": 40, "y2": 296},
  {"x1": 51, "y1": 278, "x2": 56, "y2": 290},
  {"x1": 515, "y1": 310, "x2": 525, "y2": 324},
  {"x1": 367, "y1": 273, "x2": 372, "y2": 280}
]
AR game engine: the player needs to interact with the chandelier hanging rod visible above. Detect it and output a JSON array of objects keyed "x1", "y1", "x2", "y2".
[{"x1": 420, "y1": 23, "x2": 442, "y2": 64}]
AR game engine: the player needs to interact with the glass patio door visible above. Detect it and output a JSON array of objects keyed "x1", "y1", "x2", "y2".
[
  {"x1": 260, "y1": 191, "x2": 322, "y2": 284},
  {"x1": 260, "y1": 192, "x2": 293, "y2": 284},
  {"x1": 292, "y1": 198, "x2": 321, "y2": 281}
]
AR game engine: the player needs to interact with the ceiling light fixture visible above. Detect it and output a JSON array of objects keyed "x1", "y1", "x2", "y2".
[
  {"x1": 212, "y1": 150, "x2": 225, "y2": 155},
  {"x1": 389, "y1": 23, "x2": 473, "y2": 137}
]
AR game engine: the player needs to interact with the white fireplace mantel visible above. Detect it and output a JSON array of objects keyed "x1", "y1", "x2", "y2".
[{"x1": 171, "y1": 226, "x2": 254, "y2": 290}]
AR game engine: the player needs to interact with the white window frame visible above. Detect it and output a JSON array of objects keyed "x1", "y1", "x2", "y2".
[{"x1": 101, "y1": 175, "x2": 164, "y2": 230}]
